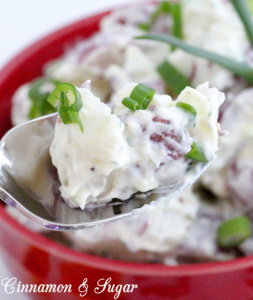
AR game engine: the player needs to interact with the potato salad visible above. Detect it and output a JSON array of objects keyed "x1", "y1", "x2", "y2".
[
  {"x1": 49, "y1": 82, "x2": 223, "y2": 209},
  {"x1": 8, "y1": 0, "x2": 253, "y2": 264}
]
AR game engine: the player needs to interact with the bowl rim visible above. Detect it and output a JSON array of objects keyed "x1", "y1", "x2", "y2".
[{"x1": 1, "y1": 5, "x2": 253, "y2": 278}]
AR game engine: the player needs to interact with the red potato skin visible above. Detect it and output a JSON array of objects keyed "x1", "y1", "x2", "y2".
[{"x1": 150, "y1": 116, "x2": 189, "y2": 160}]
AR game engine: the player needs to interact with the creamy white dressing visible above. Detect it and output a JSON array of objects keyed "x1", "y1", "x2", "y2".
[
  {"x1": 50, "y1": 88, "x2": 130, "y2": 209},
  {"x1": 201, "y1": 87, "x2": 253, "y2": 197},
  {"x1": 50, "y1": 82, "x2": 223, "y2": 209}
]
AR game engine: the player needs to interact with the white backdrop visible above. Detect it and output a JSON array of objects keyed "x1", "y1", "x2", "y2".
[
  {"x1": 0, "y1": 0, "x2": 136, "y2": 299},
  {"x1": 0, "y1": 0, "x2": 138, "y2": 69}
]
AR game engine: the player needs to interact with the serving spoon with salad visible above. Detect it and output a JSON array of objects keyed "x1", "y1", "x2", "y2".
[
  {"x1": 3, "y1": 0, "x2": 251, "y2": 231},
  {"x1": 0, "y1": 111, "x2": 212, "y2": 230},
  {"x1": 0, "y1": 70, "x2": 221, "y2": 234}
]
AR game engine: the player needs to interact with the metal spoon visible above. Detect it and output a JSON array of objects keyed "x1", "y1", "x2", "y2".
[{"x1": 0, "y1": 113, "x2": 208, "y2": 230}]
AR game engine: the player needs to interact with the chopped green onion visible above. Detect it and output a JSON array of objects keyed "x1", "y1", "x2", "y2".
[
  {"x1": 157, "y1": 1, "x2": 172, "y2": 13},
  {"x1": 47, "y1": 83, "x2": 78, "y2": 107},
  {"x1": 150, "y1": 0, "x2": 172, "y2": 22},
  {"x1": 231, "y1": 0, "x2": 253, "y2": 47},
  {"x1": 157, "y1": 60, "x2": 190, "y2": 96},
  {"x1": 138, "y1": 1, "x2": 183, "y2": 52},
  {"x1": 130, "y1": 83, "x2": 155, "y2": 108},
  {"x1": 139, "y1": 2, "x2": 184, "y2": 92},
  {"x1": 28, "y1": 78, "x2": 59, "y2": 120},
  {"x1": 121, "y1": 97, "x2": 140, "y2": 111},
  {"x1": 176, "y1": 102, "x2": 197, "y2": 127},
  {"x1": 139, "y1": 1, "x2": 172, "y2": 31},
  {"x1": 218, "y1": 216, "x2": 251, "y2": 249},
  {"x1": 176, "y1": 102, "x2": 197, "y2": 116},
  {"x1": 185, "y1": 142, "x2": 208, "y2": 163},
  {"x1": 171, "y1": 2, "x2": 183, "y2": 50},
  {"x1": 136, "y1": 34, "x2": 253, "y2": 84},
  {"x1": 122, "y1": 83, "x2": 155, "y2": 111},
  {"x1": 47, "y1": 83, "x2": 84, "y2": 132},
  {"x1": 247, "y1": 0, "x2": 253, "y2": 13},
  {"x1": 139, "y1": 23, "x2": 151, "y2": 31}
]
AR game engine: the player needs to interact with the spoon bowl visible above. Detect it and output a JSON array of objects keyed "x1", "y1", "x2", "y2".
[{"x1": 0, "y1": 113, "x2": 208, "y2": 230}]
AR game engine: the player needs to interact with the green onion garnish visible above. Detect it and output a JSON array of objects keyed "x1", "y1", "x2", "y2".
[
  {"x1": 139, "y1": 1, "x2": 183, "y2": 51},
  {"x1": 218, "y1": 216, "x2": 251, "y2": 249},
  {"x1": 139, "y1": 23, "x2": 151, "y2": 31},
  {"x1": 171, "y1": 2, "x2": 183, "y2": 50},
  {"x1": 139, "y1": 2, "x2": 184, "y2": 94},
  {"x1": 122, "y1": 83, "x2": 155, "y2": 111},
  {"x1": 176, "y1": 102, "x2": 197, "y2": 116},
  {"x1": 121, "y1": 97, "x2": 140, "y2": 111},
  {"x1": 139, "y1": 1, "x2": 172, "y2": 31},
  {"x1": 28, "y1": 78, "x2": 59, "y2": 120},
  {"x1": 185, "y1": 142, "x2": 208, "y2": 163},
  {"x1": 176, "y1": 102, "x2": 197, "y2": 127},
  {"x1": 156, "y1": 1, "x2": 171, "y2": 13},
  {"x1": 136, "y1": 34, "x2": 253, "y2": 84},
  {"x1": 47, "y1": 83, "x2": 84, "y2": 132},
  {"x1": 157, "y1": 60, "x2": 190, "y2": 96},
  {"x1": 231, "y1": 0, "x2": 253, "y2": 47},
  {"x1": 247, "y1": 0, "x2": 253, "y2": 13}
]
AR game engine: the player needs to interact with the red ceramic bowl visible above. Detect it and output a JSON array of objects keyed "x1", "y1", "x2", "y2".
[{"x1": 1, "y1": 7, "x2": 253, "y2": 300}]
